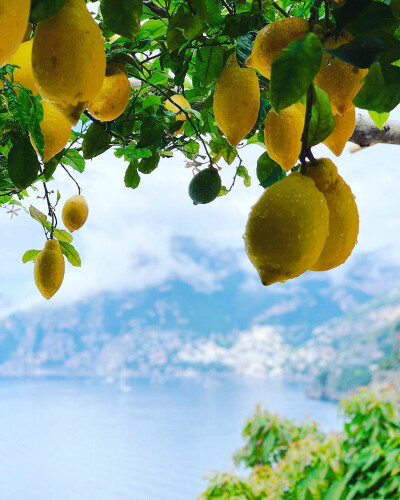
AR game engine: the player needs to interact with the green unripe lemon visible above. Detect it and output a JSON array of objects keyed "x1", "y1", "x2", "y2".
[{"x1": 189, "y1": 167, "x2": 221, "y2": 205}]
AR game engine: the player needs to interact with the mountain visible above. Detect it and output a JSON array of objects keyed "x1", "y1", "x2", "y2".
[{"x1": 0, "y1": 252, "x2": 399, "y2": 398}]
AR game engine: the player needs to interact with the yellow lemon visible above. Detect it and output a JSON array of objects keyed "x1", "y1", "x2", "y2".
[
  {"x1": 7, "y1": 39, "x2": 38, "y2": 95},
  {"x1": 0, "y1": 0, "x2": 31, "y2": 67},
  {"x1": 34, "y1": 239, "x2": 65, "y2": 299},
  {"x1": 306, "y1": 158, "x2": 359, "y2": 271},
  {"x1": 87, "y1": 63, "x2": 131, "y2": 122},
  {"x1": 62, "y1": 194, "x2": 89, "y2": 232},
  {"x1": 244, "y1": 174, "x2": 329, "y2": 286},
  {"x1": 31, "y1": 101, "x2": 72, "y2": 162},
  {"x1": 264, "y1": 103, "x2": 305, "y2": 171},
  {"x1": 245, "y1": 17, "x2": 308, "y2": 79},
  {"x1": 32, "y1": 0, "x2": 106, "y2": 125},
  {"x1": 323, "y1": 106, "x2": 356, "y2": 156},
  {"x1": 165, "y1": 94, "x2": 190, "y2": 135},
  {"x1": 213, "y1": 53, "x2": 260, "y2": 146},
  {"x1": 315, "y1": 33, "x2": 367, "y2": 116}
]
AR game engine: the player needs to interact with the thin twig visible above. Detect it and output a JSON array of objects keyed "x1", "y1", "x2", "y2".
[
  {"x1": 271, "y1": 1, "x2": 290, "y2": 18},
  {"x1": 61, "y1": 164, "x2": 81, "y2": 195}
]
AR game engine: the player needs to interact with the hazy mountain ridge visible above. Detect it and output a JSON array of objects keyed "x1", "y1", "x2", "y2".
[{"x1": 0, "y1": 254, "x2": 399, "y2": 396}]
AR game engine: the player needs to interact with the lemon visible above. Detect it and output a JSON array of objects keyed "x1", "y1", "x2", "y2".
[
  {"x1": 306, "y1": 158, "x2": 359, "y2": 271},
  {"x1": 165, "y1": 94, "x2": 190, "y2": 135},
  {"x1": 7, "y1": 39, "x2": 38, "y2": 95},
  {"x1": 34, "y1": 239, "x2": 65, "y2": 299},
  {"x1": 213, "y1": 53, "x2": 260, "y2": 146},
  {"x1": 87, "y1": 63, "x2": 131, "y2": 122},
  {"x1": 31, "y1": 101, "x2": 72, "y2": 162},
  {"x1": 245, "y1": 17, "x2": 308, "y2": 79},
  {"x1": 32, "y1": 0, "x2": 106, "y2": 125},
  {"x1": 315, "y1": 33, "x2": 367, "y2": 116},
  {"x1": 62, "y1": 195, "x2": 89, "y2": 232},
  {"x1": 323, "y1": 106, "x2": 355, "y2": 156},
  {"x1": 189, "y1": 167, "x2": 221, "y2": 205},
  {"x1": 244, "y1": 174, "x2": 329, "y2": 286},
  {"x1": 264, "y1": 103, "x2": 305, "y2": 171},
  {"x1": 0, "y1": 0, "x2": 30, "y2": 67}
]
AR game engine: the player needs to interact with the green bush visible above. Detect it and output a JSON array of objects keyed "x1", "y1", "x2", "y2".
[{"x1": 200, "y1": 388, "x2": 400, "y2": 499}]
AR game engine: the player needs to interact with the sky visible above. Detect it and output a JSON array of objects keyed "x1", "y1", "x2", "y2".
[{"x1": 1, "y1": 108, "x2": 400, "y2": 316}]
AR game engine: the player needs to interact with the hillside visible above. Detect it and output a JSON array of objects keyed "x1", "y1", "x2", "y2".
[{"x1": 0, "y1": 253, "x2": 399, "y2": 398}]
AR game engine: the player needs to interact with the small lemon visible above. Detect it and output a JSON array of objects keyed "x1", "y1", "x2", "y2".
[
  {"x1": 264, "y1": 103, "x2": 305, "y2": 171},
  {"x1": 31, "y1": 101, "x2": 72, "y2": 162},
  {"x1": 62, "y1": 194, "x2": 89, "y2": 232},
  {"x1": 165, "y1": 94, "x2": 190, "y2": 135},
  {"x1": 32, "y1": 0, "x2": 106, "y2": 124},
  {"x1": 0, "y1": 0, "x2": 31, "y2": 67},
  {"x1": 189, "y1": 167, "x2": 221, "y2": 205},
  {"x1": 306, "y1": 158, "x2": 359, "y2": 271},
  {"x1": 213, "y1": 53, "x2": 260, "y2": 146},
  {"x1": 244, "y1": 174, "x2": 329, "y2": 286},
  {"x1": 87, "y1": 63, "x2": 131, "y2": 122},
  {"x1": 315, "y1": 33, "x2": 367, "y2": 116},
  {"x1": 7, "y1": 39, "x2": 38, "y2": 95},
  {"x1": 34, "y1": 239, "x2": 65, "y2": 299},
  {"x1": 323, "y1": 106, "x2": 356, "y2": 156},
  {"x1": 245, "y1": 17, "x2": 308, "y2": 79}
]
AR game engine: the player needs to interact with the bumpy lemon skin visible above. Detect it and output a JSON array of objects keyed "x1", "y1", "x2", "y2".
[
  {"x1": 306, "y1": 158, "x2": 359, "y2": 271},
  {"x1": 31, "y1": 101, "x2": 72, "y2": 162},
  {"x1": 0, "y1": 0, "x2": 30, "y2": 67},
  {"x1": 315, "y1": 33, "x2": 367, "y2": 116},
  {"x1": 264, "y1": 103, "x2": 305, "y2": 171},
  {"x1": 165, "y1": 94, "x2": 190, "y2": 135},
  {"x1": 323, "y1": 106, "x2": 356, "y2": 157},
  {"x1": 62, "y1": 195, "x2": 89, "y2": 232},
  {"x1": 87, "y1": 63, "x2": 131, "y2": 122},
  {"x1": 32, "y1": 0, "x2": 106, "y2": 125},
  {"x1": 245, "y1": 17, "x2": 308, "y2": 79},
  {"x1": 213, "y1": 54, "x2": 260, "y2": 146},
  {"x1": 6, "y1": 39, "x2": 38, "y2": 94},
  {"x1": 244, "y1": 174, "x2": 329, "y2": 286},
  {"x1": 34, "y1": 239, "x2": 65, "y2": 300}
]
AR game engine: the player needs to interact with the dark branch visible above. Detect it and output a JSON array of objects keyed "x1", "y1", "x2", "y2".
[{"x1": 143, "y1": 1, "x2": 168, "y2": 18}]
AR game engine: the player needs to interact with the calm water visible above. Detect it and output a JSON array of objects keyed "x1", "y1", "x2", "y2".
[{"x1": 0, "y1": 377, "x2": 340, "y2": 500}]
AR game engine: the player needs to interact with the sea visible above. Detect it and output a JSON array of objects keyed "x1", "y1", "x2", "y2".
[{"x1": 0, "y1": 377, "x2": 341, "y2": 500}]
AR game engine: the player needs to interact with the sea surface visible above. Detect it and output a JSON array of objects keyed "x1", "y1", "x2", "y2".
[{"x1": 0, "y1": 377, "x2": 341, "y2": 500}]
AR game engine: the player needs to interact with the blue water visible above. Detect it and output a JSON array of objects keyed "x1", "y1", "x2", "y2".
[{"x1": 0, "y1": 377, "x2": 340, "y2": 500}]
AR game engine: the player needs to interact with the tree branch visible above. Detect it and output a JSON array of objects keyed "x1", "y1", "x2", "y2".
[
  {"x1": 143, "y1": 0, "x2": 168, "y2": 18},
  {"x1": 350, "y1": 114, "x2": 400, "y2": 149}
]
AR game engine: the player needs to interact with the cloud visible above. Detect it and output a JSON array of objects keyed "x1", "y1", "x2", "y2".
[{"x1": 1, "y1": 110, "x2": 400, "y2": 315}]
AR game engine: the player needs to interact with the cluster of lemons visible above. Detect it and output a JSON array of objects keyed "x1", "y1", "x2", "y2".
[
  {"x1": 1, "y1": 0, "x2": 132, "y2": 298},
  {"x1": 212, "y1": 17, "x2": 362, "y2": 285}
]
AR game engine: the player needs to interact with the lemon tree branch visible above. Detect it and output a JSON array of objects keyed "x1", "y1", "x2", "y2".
[{"x1": 350, "y1": 114, "x2": 400, "y2": 149}]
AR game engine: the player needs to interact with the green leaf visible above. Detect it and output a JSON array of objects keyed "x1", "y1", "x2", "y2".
[
  {"x1": 270, "y1": 33, "x2": 323, "y2": 113},
  {"x1": 29, "y1": 205, "x2": 47, "y2": 226},
  {"x1": 124, "y1": 161, "x2": 141, "y2": 188},
  {"x1": 82, "y1": 123, "x2": 111, "y2": 159},
  {"x1": 334, "y1": 0, "x2": 372, "y2": 35},
  {"x1": 59, "y1": 241, "x2": 81, "y2": 267},
  {"x1": 368, "y1": 110, "x2": 389, "y2": 129},
  {"x1": 138, "y1": 151, "x2": 160, "y2": 174},
  {"x1": 353, "y1": 62, "x2": 400, "y2": 112},
  {"x1": 53, "y1": 228, "x2": 73, "y2": 243},
  {"x1": 166, "y1": 6, "x2": 187, "y2": 52},
  {"x1": 8, "y1": 136, "x2": 40, "y2": 189},
  {"x1": 115, "y1": 145, "x2": 152, "y2": 161},
  {"x1": 22, "y1": 249, "x2": 40, "y2": 263},
  {"x1": 256, "y1": 152, "x2": 286, "y2": 188},
  {"x1": 100, "y1": 0, "x2": 143, "y2": 39},
  {"x1": 62, "y1": 149, "x2": 85, "y2": 173},
  {"x1": 237, "y1": 165, "x2": 251, "y2": 187},
  {"x1": 326, "y1": 36, "x2": 385, "y2": 69},
  {"x1": 183, "y1": 15, "x2": 204, "y2": 39},
  {"x1": 138, "y1": 117, "x2": 164, "y2": 148},
  {"x1": 308, "y1": 86, "x2": 335, "y2": 146},
  {"x1": 194, "y1": 45, "x2": 224, "y2": 88},
  {"x1": 346, "y1": 3, "x2": 398, "y2": 36},
  {"x1": 236, "y1": 31, "x2": 258, "y2": 66},
  {"x1": 190, "y1": 0, "x2": 223, "y2": 26},
  {"x1": 29, "y1": 0, "x2": 67, "y2": 23},
  {"x1": 223, "y1": 13, "x2": 262, "y2": 38}
]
